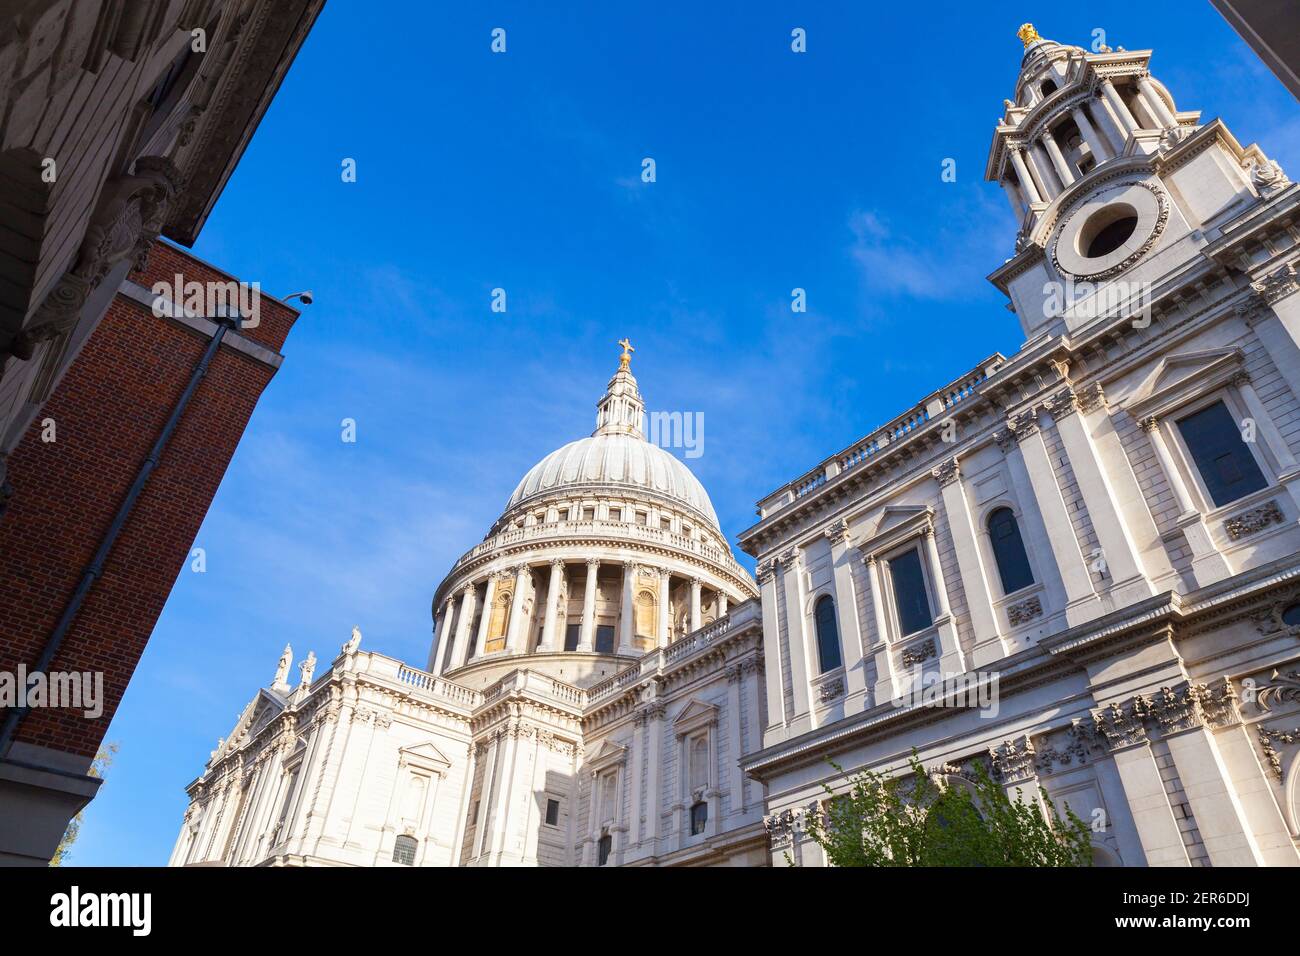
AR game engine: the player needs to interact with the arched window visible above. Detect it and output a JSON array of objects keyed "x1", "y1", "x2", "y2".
[
  {"x1": 1040, "y1": 78, "x2": 1058, "y2": 97},
  {"x1": 597, "y1": 832, "x2": 612, "y2": 866},
  {"x1": 392, "y1": 834, "x2": 417, "y2": 866},
  {"x1": 813, "y1": 595, "x2": 842, "y2": 672},
  {"x1": 987, "y1": 507, "x2": 1035, "y2": 595}
]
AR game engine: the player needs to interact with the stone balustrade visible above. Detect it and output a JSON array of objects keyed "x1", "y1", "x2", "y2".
[{"x1": 755, "y1": 355, "x2": 1004, "y2": 519}]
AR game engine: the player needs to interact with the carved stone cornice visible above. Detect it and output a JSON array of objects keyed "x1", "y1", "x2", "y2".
[{"x1": 1251, "y1": 262, "x2": 1300, "y2": 305}]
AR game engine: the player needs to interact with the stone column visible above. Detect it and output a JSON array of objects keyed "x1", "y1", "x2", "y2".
[
  {"x1": 1045, "y1": 387, "x2": 1155, "y2": 607},
  {"x1": 578, "y1": 560, "x2": 599, "y2": 652},
  {"x1": 1138, "y1": 416, "x2": 1232, "y2": 587},
  {"x1": 504, "y1": 565, "x2": 531, "y2": 654},
  {"x1": 474, "y1": 574, "x2": 498, "y2": 657},
  {"x1": 1232, "y1": 369, "x2": 1300, "y2": 511},
  {"x1": 540, "y1": 560, "x2": 564, "y2": 651},
  {"x1": 618, "y1": 560, "x2": 635, "y2": 655},
  {"x1": 689, "y1": 577, "x2": 702, "y2": 633},
  {"x1": 933, "y1": 458, "x2": 1006, "y2": 666},
  {"x1": 1137, "y1": 74, "x2": 1177, "y2": 127},
  {"x1": 1071, "y1": 103, "x2": 1112, "y2": 161},
  {"x1": 1149, "y1": 685, "x2": 1266, "y2": 866},
  {"x1": 778, "y1": 551, "x2": 812, "y2": 724},
  {"x1": 429, "y1": 599, "x2": 452, "y2": 674},
  {"x1": 1099, "y1": 78, "x2": 1140, "y2": 133},
  {"x1": 1000, "y1": 411, "x2": 1099, "y2": 625},
  {"x1": 922, "y1": 525, "x2": 965, "y2": 674},
  {"x1": 865, "y1": 554, "x2": 899, "y2": 703},
  {"x1": 1090, "y1": 708, "x2": 1191, "y2": 866},
  {"x1": 1041, "y1": 129, "x2": 1075, "y2": 188},
  {"x1": 825, "y1": 519, "x2": 867, "y2": 710},
  {"x1": 453, "y1": 584, "x2": 478, "y2": 669},
  {"x1": 657, "y1": 571, "x2": 670, "y2": 647},
  {"x1": 628, "y1": 714, "x2": 644, "y2": 849},
  {"x1": 644, "y1": 702, "x2": 665, "y2": 852},
  {"x1": 726, "y1": 665, "x2": 745, "y2": 817},
  {"x1": 757, "y1": 561, "x2": 787, "y2": 741},
  {"x1": 1008, "y1": 145, "x2": 1042, "y2": 204},
  {"x1": 1027, "y1": 140, "x2": 1059, "y2": 199},
  {"x1": 1241, "y1": 275, "x2": 1300, "y2": 405},
  {"x1": 717, "y1": 591, "x2": 728, "y2": 616}
]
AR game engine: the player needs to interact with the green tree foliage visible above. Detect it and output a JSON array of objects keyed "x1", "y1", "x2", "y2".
[
  {"x1": 49, "y1": 742, "x2": 118, "y2": 867},
  {"x1": 799, "y1": 754, "x2": 1092, "y2": 867}
]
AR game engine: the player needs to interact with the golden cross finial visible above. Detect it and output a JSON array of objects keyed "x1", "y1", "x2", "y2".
[
  {"x1": 1017, "y1": 23, "x2": 1041, "y2": 48},
  {"x1": 618, "y1": 337, "x2": 635, "y2": 369}
]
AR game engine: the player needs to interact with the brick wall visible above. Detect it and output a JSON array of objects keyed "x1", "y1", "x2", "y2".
[{"x1": 0, "y1": 241, "x2": 298, "y2": 760}]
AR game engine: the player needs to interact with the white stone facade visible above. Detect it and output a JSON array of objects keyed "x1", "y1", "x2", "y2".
[
  {"x1": 173, "y1": 27, "x2": 1300, "y2": 868},
  {"x1": 742, "y1": 27, "x2": 1300, "y2": 868},
  {"x1": 172, "y1": 356, "x2": 767, "y2": 867}
]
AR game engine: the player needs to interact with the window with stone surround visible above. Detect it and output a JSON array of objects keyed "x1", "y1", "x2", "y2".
[
  {"x1": 1175, "y1": 400, "x2": 1268, "y2": 508},
  {"x1": 987, "y1": 507, "x2": 1035, "y2": 595},
  {"x1": 888, "y1": 546, "x2": 934, "y2": 637},
  {"x1": 813, "y1": 594, "x2": 842, "y2": 672}
]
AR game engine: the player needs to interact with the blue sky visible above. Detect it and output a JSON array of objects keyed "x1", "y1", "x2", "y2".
[{"x1": 73, "y1": 2, "x2": 1300, "y2": 865}]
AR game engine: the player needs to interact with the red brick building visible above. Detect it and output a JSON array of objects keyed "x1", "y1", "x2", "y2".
[{"x1": 0, "y1": 241, "x2": 300, "y2": 863}]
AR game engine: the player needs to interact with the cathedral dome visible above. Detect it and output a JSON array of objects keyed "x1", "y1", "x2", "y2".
[{"x1": 505, "y1": 433, "x2": 720, "y2": 529}]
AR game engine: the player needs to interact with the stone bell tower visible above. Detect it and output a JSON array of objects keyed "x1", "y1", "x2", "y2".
[{"x1": 985, "y1": 23, "x2": 1293, "y2": 342}]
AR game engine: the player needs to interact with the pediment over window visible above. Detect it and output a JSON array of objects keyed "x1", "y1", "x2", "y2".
[
  {"x1": 673, "y1": 699, "x2": 720, "y2": 735},
  {"x1": 1126, "y1": 347, "x2": 1245, "y2": 419},
  {"x1": 585, "y1": 739, "x2": 628, "y2": 771},
  {"x1": 400, "y1": 740, "x2": 452, "y2": 773},
  {"x1": 857, "y1": 505, "x2": 935, "y2": 558}
]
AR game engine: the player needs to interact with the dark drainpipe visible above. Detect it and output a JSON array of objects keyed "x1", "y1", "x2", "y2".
[{"x1": 0, "y1": 308, "x2": 241, "y2": 758}]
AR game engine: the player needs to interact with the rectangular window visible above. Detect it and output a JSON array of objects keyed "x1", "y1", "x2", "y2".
[
  {"x1": 595, "y1": 624, "x2": 616, "y2": 654},
  {"x1": 563, "y1": 623, "x2": 580, "y2": 652},
  {"x1": 1176, "y1": 400, "x2": 1268, "y2": 507},
  {"x1": 690, "y1": 801, "x2": 708, "y2": 836},
  {"x1": 470, "y1": 799, "x2": 480, "y2": 826},
  {"x1": 545, "y1": 798, "x2": 560, "y2": 827},
  {"x1": 609, "y1": 508, "x2": 622, "y2": 522},
  {"x1": 661, "y1": 517, "x2": 672, "y2": 531},
  {"x1": 636, "y1": 511, "x2": 648, "y2": 526},
  {"x1": 582, "y1": 507, "x2": 596, "y2": 521},
  {"x1": 889, "y1": 547, "x2": 933, "y2": 637}
]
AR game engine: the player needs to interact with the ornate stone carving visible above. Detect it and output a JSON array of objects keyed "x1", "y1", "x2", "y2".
[
  {"x1": 1258, "y1": 726, "x2": 1300, "y2": 780},
  {"x1": 1076, "y1": 382, "x2": 1106, "y2": 415},
  {"x1": 989, "y1": 735, "x2": 1036, "y2": 784},
  {"x1": 1256, "y1": 669, "x2": 1300, "y2": 713},
  {"x1": 1043, "y1": 388, "x2": 1079, "y2": 422},
  {"x1": 1224, "y1": 500, "x2": 1284, "y2": 540},
  {"x1": 755, "y1": 559, "x2": 776, "y2": 584},
  {"x1": 1004, "y1": 409, "x2": 1039, "y2": 443},
  {"x1": 1251, "y1": 263, "x2": 1299, "y2": 305},
  {"x1": 824, "y1": 518, "x2": 851, "y2": 545},
  {"x1": 7, "y1": 157, "x2": 183, "y2": 360},
  {"x1": 777, "y1": 549, "x2": 799, "y2": 570},
  {"x1": 931, "y1": 457, "x2": 960, "y2": 487},
  {"x1": 1137, "y1": 415, "x2": 1160, "y2": 432},
  {"x1": 1247, "y1": 158, "x2": 1291, "y2": 200},
  {"x1": 1091, "y1": 700, "x2": 1149, "y2": 750},
  {"x1": 1007, "y1": 595, "x2": 1043, "y2": 626},
  {"x1": 817, "y1": 677, "x2": 844, "y2": 702},
  {"x1": 901, "y1": 638, "x2": 937, "y2": 667},
  {"x1": 1051, "y1": 181, "x2": 1170, "y2": 282}
]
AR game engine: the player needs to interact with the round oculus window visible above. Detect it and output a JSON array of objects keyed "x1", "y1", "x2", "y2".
[{"x1": 1051, "y1": 182, "x2": 1168, "y2": 281}]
